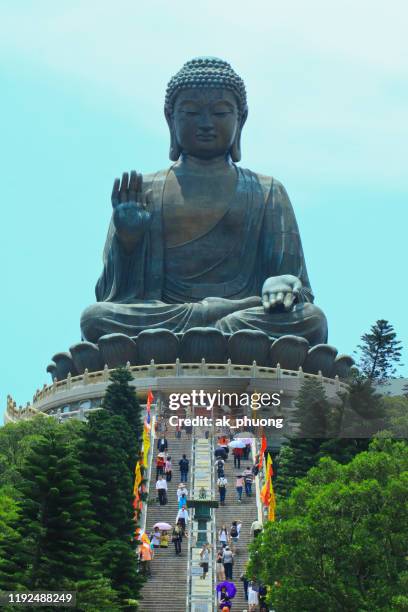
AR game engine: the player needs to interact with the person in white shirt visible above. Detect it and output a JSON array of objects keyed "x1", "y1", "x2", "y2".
[
  {"x1": 177, "y1": 483, "x2": 188, "y2": 500},
  {"x1": 155, "y1": 475, "x2": 168, "y2": 506},
  {"x1": 218, "y1": 524, "x2": 229, "y2": 548},
  {"x1": 176, "y1": 506, "x2": 189, "y2": 535}
]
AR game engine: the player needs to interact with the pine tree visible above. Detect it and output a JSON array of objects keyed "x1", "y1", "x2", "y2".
[
  {"x1": 80, "y1": 410, "x2": 142, "y2": 604},
  {"x1": 102, "y1": 367, "x2": 143, "y2": 439},
  {"x1": 293, "y1": 378, "x2": 331, "y2": 437},
  {"x1": 101, "y1": 367, "x2": 143, "y2": 474},
  {"x1": 0, "y1": 487, "x2": 26, "y2": 590},
  {"x1": 337, "y1": 374, "x2": 386, "y2": 437},
  {"x1": 357, "y1": 319, "x2": 403, "y2": 382},
  {"x1": 16, "y1": 430, "x2": 99, "y2": 590}
]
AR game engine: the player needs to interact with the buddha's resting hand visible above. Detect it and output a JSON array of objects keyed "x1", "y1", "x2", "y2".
[
  {"x1": 112, "y1": 171, "x2": 152, "y2": 253},
  {"x1": 262, "y1": 274, "x2": 302, "y2": 312}
]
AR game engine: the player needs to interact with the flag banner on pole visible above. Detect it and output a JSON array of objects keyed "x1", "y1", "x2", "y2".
[
  {"x1": 142, "y1": 427, "x2": 150, "y2": 467},
  {"x1": 258, "y1": 434, "x2": 267, "y2": 469},
  {"x1": 260, "y1": 453, "x2": 276, "y2": 521}
]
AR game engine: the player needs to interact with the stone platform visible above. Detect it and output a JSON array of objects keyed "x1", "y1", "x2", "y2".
[{"x1": 47, "y1": 328, "x2": 354, "y2": 382}]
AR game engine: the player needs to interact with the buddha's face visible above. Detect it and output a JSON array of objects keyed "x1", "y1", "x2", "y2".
[{"x1": 172, "y1": 88, "x2": 240, "y2": 159}]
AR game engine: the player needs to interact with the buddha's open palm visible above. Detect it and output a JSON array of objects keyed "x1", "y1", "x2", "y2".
[
  {"x1": 262, "y1": 274, "x2": 302, "y2": 311},
  {"x1": 112, "y1": 171, "x2": 152, "y2": 251}
]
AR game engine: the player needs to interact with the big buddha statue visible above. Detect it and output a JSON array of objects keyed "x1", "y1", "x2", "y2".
[
  {"x1": 81, "y1": 57, "x2": 327, "y2": 345},
  {"x1": 48, "y1": 58, "x2": 353, "y2": 381}
]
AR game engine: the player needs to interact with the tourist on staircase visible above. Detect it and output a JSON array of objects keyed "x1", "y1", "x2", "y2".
[
  {"x1": 216, "y1": 549, "x2": 226, "y2": 581},
  {"x1": 177, "y1": 489, "x2": 188, "y2": 509},
  {"x1": 232, "y1": 446, "x2": 243, "y2": 469},
  {"x1": 247, "y1": 580, "x2": 259, "y2": 611},
  {"x1": 222, "y1": 545, "x2": 234, "y2": 579},
  {"x1": 218, "y1": 585, "x2": 233, "y2": 609},
  {"x1": 199, "y1": 543, "x2": 211, "y2": 580},
  {"x1": 156, "y1": 453, "x2": 165, "y2": 480},
  {"x1": 171, "y1": 522, "x2": 183, "y2": 556},
  {"x1": 157, "y1": 434, "x2": 168, "y2": 453},
  {"x1": 218, "y1": 524, "x2": 229, "y2": 549},
  {"x1": 179, "y1": 453, "x2": 189, "y2": 483},
  {"x1": 229, "y1": 520, "x2": 241, "y2": 553},
  {"x1": 176, "y1": 482, "x2": 188, "y2": 502},
  {"x1": 243, "y1": 467, "x2": 253, "y2": 497},
  {"x1": 155, "y1": 475, "x2": 168, "y2": 505},
  {"x1": 165, "y1": 455, "x2": 172, "y2": 481},
  {"x1": 175, "y1": 504, "x2": 189, "y2": 535},
  {"x1": 217, "y1": 474, "x2": 228, "y2": 506},
  {"x1": 235, "y1": 474, "x2": 244, "y2": 502},
  {"x1": 216, "y1": 457, "x2": 225, "y2": 478},
  {"x1": 250, "y1": 518, "x2": 263, "y2": 539},
  {"x1": 150, "y1": 527, "x2": 161, "y2": 548}
]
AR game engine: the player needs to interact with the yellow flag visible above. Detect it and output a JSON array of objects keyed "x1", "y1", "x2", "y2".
[
  {"x1": 142, "y1": 427, "x2": 150, "y2": 467},
  {"x1": 260, "y1": 454, "x2": 273, "y2": 506}
]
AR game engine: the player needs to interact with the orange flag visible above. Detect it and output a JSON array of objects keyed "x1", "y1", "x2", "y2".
[
  {"x1": 258, "y1": 434, "x2": 267, "y2": 469},
  {"x1": 260, "y1": 454, "x2": 273, "y2": 506},
  {"x1": 260, "y1": 453, "x2": 276, "y2": 521}
]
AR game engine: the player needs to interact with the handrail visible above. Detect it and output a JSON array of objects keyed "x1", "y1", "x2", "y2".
[
  {"x1": 185, "y1": 432, "x2": 195, "y2": 611},
  {"x1": 23, "y1": 362, "x2": 346, "y2": 408}
]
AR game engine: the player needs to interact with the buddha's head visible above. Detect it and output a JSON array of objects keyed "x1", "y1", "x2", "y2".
[{"x1": 165, "y1": 57, "x2": 248, "y2": 162}]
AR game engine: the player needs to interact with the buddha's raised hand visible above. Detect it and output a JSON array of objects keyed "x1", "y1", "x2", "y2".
[
  {"x1": 262, "y1": 274, "x2": 302, "y2": 312},
  {"x1": 112, "y1": 171, "x2": 152, "y2": 253}
]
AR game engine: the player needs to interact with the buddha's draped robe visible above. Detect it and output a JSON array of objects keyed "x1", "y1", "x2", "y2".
[{"x1": 81, "y1": 167, "x2": 327, "y2": 345}]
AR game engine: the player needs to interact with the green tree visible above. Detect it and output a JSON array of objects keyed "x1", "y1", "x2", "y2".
[
  {"x1": 16, "y1": 429, "x2": 99, "y2": 590},
  {"x1": 0, "y1": 416, "x2": 84, "y2": 489},
  {"x1": 102, "y1": 367, "x2": 143, "y2": 440},
  {"x1": 80, "y1": 410, "x2": 142, "y2": 604},
  {"x1": 357, "y1": 319, "x2": 403, "y2": 382},
  {"x1": 0, "y1": 487, "x2": 26, "y2": 590},
  {"x1": 382, "y1": 395, "x2": 408, "y2": 438},
  {"x1": 336, "y1": 374, "x2": 386, "y2": 438},
  {"x1": 248, "y1": 438, "x2": 408, "y2": 612},
  {"x1": 293, "y1": 378, "x2": 332, "y2": 437},
  {"x1": 70, "y1": 577, "x2": 121, "y2": 611}
]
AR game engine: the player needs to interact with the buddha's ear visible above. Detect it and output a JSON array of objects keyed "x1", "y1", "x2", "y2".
[
  {"x1": 165, "y1": 108, "x2": 182, "y2": 162},
  {"x1": 230, "y1": 109, "x2": 248, "y2": 163}
]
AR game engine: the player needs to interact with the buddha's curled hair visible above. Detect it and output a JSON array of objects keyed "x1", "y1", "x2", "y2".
[{"x1": 165, "y1": 56, "x2": 247, "y2": 115}]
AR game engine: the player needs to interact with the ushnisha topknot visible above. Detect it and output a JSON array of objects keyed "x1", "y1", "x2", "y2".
[{"x1": 165, "y1": 56, "x2": 247, "y2": 115}]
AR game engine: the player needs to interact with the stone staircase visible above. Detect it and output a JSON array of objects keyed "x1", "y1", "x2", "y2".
[
  {"x1": 214, "y1": 451, "x2": 259, "y2": 612},
  {"x1": 139, "y1": 430, "x2": 192, "y2": 612}
]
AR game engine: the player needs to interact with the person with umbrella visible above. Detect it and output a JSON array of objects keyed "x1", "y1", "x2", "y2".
[
  {"x1": 215, "y1": 446, "x2": 228, "y2": 461},
  {"x1": 216, "y1": 582, "x2": 236, "y2": 610},
  {"x1": 150, "y1": 527, "x2": 161, "y2": 548},
  {"x1": 229, "y1": 439, "x2": 245, "y2": 468}
]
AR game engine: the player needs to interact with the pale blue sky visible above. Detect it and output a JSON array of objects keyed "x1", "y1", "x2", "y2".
[{"x1": 1, "y1": 1, "x2": 407, "y2": 409}]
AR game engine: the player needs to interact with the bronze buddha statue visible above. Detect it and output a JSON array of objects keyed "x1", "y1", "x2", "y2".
[{"x1": 80, "y1": 57, "x2": 327, "y2": 347}]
